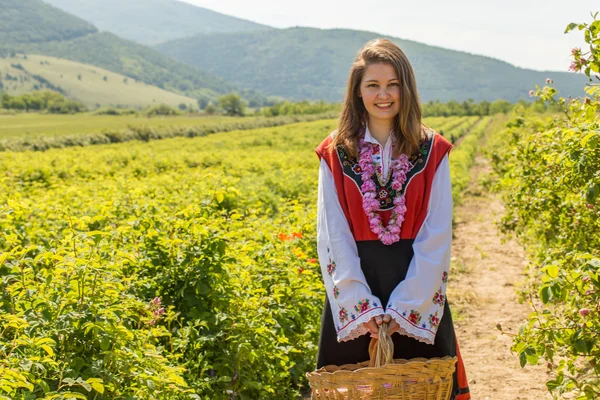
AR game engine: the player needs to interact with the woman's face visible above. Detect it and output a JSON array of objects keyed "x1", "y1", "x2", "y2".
[{"x1": 359, "y1": 62, "x2": 401, "y2": 123}]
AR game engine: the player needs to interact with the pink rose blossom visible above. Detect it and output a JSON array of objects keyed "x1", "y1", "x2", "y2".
[
  {"x1": 357, "y1": 127, "x2": 411, "y2": 245},
  {"x1": 579, "y1": 308, "x2": 590, "y2": 317},
  {"x1": 529, "y1": 90, "x2": 535, "y2": 97}
]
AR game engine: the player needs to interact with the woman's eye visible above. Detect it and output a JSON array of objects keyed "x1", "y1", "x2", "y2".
[{"x1": 368, "y1": 83, "x2": 398, "y2": 87}]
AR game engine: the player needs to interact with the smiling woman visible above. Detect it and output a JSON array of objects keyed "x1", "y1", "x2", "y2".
[{"x1": 309, "y1": 38, "x2": 471, "y2": 400}]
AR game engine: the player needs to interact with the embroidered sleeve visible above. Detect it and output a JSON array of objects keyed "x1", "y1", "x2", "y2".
[
  {"x1": 317, "y1": 158, "x2": 385, "y2": 342},
  {"x1": 384, "y1": 153, "x2": 452, "y2": 345}
]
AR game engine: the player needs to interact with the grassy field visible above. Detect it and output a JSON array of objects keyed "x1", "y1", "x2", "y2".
[
  {"x1": 0, "y1": 113, "x2": 252, "y2": 139},
  {"x1": 0, "y1": 54, "x2": 197, "y2": 108},
  {"x1": 0, "y1": 114, "x2": 464, "y2": 140}
]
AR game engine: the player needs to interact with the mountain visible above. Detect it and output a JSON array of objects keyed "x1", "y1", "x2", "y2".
[
  {"x1": 0, "y1": 0, "x2": 97, "y2": 44},
  {"x1": 155, "y1": 27, "x2": 587, "y2": 103},
  {"x1": 0, "y1": 54, "x2": 198, "y2": 108},
  {"x1": 42, "y1": 0, "x2": 273, "y2": 45},
  {"x1": 0, "y1": 0, "x2": 266, "y2": 106}
]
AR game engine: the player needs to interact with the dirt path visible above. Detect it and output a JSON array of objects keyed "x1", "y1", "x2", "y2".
[{"x1": 449, "y1": 151, "x2": 551, "y2": 399}]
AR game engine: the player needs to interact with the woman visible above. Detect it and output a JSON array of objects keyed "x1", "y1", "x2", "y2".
[{"x1": 314, "y1": 38, "x2": 470, "y2": 399}]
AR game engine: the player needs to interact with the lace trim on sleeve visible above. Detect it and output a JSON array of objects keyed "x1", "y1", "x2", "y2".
[
  {"x1": 337, "y1": 307, "x2": 385, "y2": 342},
  {"x1": 387, "y1": 308, "x2": 436, "y2": 345}
]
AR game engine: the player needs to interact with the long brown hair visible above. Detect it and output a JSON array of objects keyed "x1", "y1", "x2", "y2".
[{"x1": 329, "y1": 38, "x2": 425, "y2": 159}]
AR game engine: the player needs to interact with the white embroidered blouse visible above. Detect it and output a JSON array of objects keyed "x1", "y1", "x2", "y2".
[{"x1": 317, "y1": 123, "x2": 452, "y2": 344}]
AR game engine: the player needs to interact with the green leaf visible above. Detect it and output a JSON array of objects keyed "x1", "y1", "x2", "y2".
[
  {"x1": 77, "y1": 378, "x2": 92, "y2": 392},
  {"x1": 519, "y1": 351, "x2": 527, "y2": 368},
  {"x1": 514, "y1": 342, "x2": 527, "y2": 354},
  {"x1": 540, "y1": 286, "x2": 551, "y2": 304},
  {"x1": 146, "y1": 379, "x2": 156, "y2": 390},
  {"x1": 586, "y1": 184, "x2": 599, "y2": 204},
  {"x1": 90, "y1": 381, "x2": 104, "y2": 394},
  {"x1": 565, "y1": 22, "x2": 578, "y2": 33},
  {"x1": 573, "y1": 339, "x2": 593, "y2": 354},
  {"x1": 38, "y1": 380, "x2": 50, "y2": 393},
  {"x1": 100, "y1": 336, "x2": 111, "y2": 351},
  {"x1": 546, "y1": 265, "x2": 559, "y2": 278},
  {"x1": 62, "y1": 392, "x2": 87, "y2": 400},
  {"x1": 41, "y1": 344, "x2": 54, "y2": 356}
]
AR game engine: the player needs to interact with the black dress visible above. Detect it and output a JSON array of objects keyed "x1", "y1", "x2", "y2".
[{"x1": 315, "y1": 239, "x2": 462, "y2": 399}]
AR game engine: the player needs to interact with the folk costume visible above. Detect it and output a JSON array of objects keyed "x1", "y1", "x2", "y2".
[{"x1": 314, "y1": 124, "x2": 470, "y2": 400}]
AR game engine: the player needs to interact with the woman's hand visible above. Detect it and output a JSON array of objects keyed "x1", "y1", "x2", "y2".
[{"x1": 364, "y1": 314, "x2": 401, "y2": 338}]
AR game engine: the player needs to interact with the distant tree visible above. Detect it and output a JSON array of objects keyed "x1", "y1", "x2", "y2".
[
  {"x1": 218, "y1": 93, "x2": 246, "y2": 116},
  {"x1": 77, "y1": 74, "x2": 82, "y2": 81},
  {"x1": 178, "y1": 103, "x2": 187, "y2": 111},
  {"x1": 489, "y1": 99, "x2": 512, "y2": 115},
  {"x1": 204, "y1": 103, "x2": 217, "y2": 115},
  {"x1": 197, "y1": 97, "x2": 209, "y2": 110},
  {"x1": 103, "y1": 76, "x2": 108, "y2": 82},
  {"x1": 145, "y1": 104, "x2": 181, "y2": 117},
  {"x1": 123, "y1": 78, "x2": 128, "y2": 84}
]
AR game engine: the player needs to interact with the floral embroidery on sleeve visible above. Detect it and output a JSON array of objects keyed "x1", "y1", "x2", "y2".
[
  {"x1": 408, "y1": 310, "x2": 421, "y2": 325},
  {"x1": 355, "y1": 299, "x2": 370, "y2": 314},
  {"x1": 333, "y1": 285, "x2": 340, "y2": 299},
  {"x1": 428, "y1": 312, "x2": 440, "y2": 330},
  {"x1": 432, "y1": 288, "x2": 445, "y2": 306},
  {"x1": 339, "y1": 307, "x2": 349, "y2": 324}
]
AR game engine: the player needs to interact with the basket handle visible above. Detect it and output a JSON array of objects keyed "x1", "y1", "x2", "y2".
[{"x1": 367, "y1": 321, "x2": 394, "y2": 368}]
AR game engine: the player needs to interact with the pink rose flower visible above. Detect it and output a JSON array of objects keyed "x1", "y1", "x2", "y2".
[
  {"x1": 569, "y1": 61, "x2": 580, "y2": 72},
  {"x1": 579, "y1": 308, "x2": 590, "y2": 317}
]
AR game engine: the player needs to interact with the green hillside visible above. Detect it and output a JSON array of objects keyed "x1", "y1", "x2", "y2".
[
  {"x1": 156, "y1": 27, "x2": 587, "y2": 102},
  {"x1": 0, "y1": 54, "x2": 197, "y2": 108},
  {"x1": 0, "y1": 0, "x2": 97, "y2": 44},
  {"x1": 43, "y1": 0, "x2": 273, "y2": 45},
  {"x1": 0, "y1": 0, "x2": 267, "y2": 106}
]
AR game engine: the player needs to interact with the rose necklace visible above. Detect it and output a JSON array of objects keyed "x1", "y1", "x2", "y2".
[{"x1": 358, "y1": 131, "x2": 412, "y2": 245}]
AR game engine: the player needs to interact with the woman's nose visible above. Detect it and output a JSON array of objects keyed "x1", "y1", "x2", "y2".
[{"x1": 377, "y1": 88, "x2": 391, "y2": 99}]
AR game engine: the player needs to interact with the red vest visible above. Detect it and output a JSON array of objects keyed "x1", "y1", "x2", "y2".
[{"x1": 315, "y1": 128, "x2": 453, "y2": 241}]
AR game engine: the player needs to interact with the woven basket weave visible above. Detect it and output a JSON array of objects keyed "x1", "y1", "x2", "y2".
[{"x1": 306, "y1": 323, "x2": 457, "y2": 400}]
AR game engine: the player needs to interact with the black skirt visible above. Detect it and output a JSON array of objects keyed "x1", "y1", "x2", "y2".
[{"x1": 315, "y1": 239, "x2": 460, "y2": 398}]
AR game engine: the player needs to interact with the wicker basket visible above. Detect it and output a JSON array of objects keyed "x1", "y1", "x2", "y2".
[{"x1": 306, "y1": 323, "x2": 457, "y2": 400}]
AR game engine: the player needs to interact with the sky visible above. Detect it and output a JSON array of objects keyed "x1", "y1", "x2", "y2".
[{"x1": 180, "y1": 0, "x2": 598, "y2": 72}]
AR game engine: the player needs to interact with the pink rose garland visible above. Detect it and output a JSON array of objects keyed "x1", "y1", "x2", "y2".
[{"x1": 358, "y1": 134, "x2": 411, "y2": 245}]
